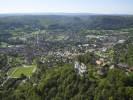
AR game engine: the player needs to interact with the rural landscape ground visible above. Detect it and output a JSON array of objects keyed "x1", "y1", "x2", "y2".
[{"x1": 0, "y1": 14, "x2": 132, "y2": 100}]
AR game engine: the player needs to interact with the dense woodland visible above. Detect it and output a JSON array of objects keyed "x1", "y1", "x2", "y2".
[{"x1": 1, "y1": 52, "x2": 133, "y2": 100}]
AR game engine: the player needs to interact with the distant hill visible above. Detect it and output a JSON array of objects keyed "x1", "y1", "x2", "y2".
[{"x1": 0, "y1": 15, "x2": 133, "y2": 31}]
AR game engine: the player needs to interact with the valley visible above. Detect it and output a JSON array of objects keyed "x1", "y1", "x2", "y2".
[{"x1": 0, "y1": 15, "x2": 133, "y2": 100}]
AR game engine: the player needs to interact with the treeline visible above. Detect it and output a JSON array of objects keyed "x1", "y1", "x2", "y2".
[{"x1": 0, "y1": 15, "x2": 133, "y2": 32}]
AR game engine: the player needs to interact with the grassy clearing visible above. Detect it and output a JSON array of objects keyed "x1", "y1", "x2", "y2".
[{"x1": 8, "y1": 65, "x2": 36, "y2": 78}]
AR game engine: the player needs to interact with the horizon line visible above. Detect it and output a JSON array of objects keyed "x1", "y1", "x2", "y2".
[{"x1": 0, "y1": 12, "x2": 133, "y2": 16}]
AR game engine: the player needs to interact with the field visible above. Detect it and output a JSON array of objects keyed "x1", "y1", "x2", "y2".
[{"x1": 8, "y1": 65, "x2": 36, "y2": 78}]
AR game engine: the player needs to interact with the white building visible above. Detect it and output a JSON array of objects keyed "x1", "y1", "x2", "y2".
[
  {"x1": 118, "y1": 40, "x2": 125, "y2": 44},
  {"x1": 74, "y1": 61, "x2": 87, "y2": 76}
]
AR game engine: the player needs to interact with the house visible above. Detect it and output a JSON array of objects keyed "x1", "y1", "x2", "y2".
[
  {"x1": 74, "y1": 61, "x2": 80, "y2": 69},
  {"x1": 101, "y1": 47, "x2": 107, "y2": 52},
  {"x1": 117, "y1": 63, "x2": 129, "y2": 69},
  {"x1": 129, "y1": 67, "x2": 133, "y2": 72},
  {"x1": 118, "y1": 40, "x2": 125, "y2": 44},
  {"x1": 74, "y1": 61, "x2": 87, "y2": 76},
  {"x1": 79, "y1": 63, "x2": 87, "y2": 75},
  {"x1": 96, "y1": 59, "x2": 104, "y2": 65},
  {"x1": 110, "y1": 65, "x2": 115, "y2": 69},
  {"x1": 96, "y1": 60, "x2": 102, "y2": 65}
]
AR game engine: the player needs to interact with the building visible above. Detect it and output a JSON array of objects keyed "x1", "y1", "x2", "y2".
[
  {"x1": 118, "y1": 40, "x2": 125, "y2": 44},
  {"x1": 74, "y1": 61, "x2": 87, "y2": 76},
  {"x1": 117, "y1": 63, "x2": 129, "y2": 69}
]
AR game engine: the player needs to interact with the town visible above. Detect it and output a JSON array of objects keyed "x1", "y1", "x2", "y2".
[{"x1": 0, "y1": 28, "x2": 132, "y2": 90}]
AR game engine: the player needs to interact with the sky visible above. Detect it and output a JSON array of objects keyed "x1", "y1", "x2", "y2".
[{"x1": 0, "y1": 0, "x2": 133, "y2": 14}]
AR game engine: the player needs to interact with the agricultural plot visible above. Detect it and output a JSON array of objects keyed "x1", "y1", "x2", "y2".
[{"x1": 8, "y1": 65, "x2": 36, "y2": 78}]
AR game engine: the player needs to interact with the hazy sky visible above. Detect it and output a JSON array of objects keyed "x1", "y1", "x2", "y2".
[{"x1": 0, "y1": 0, "x2": 133, "y2": 14}]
